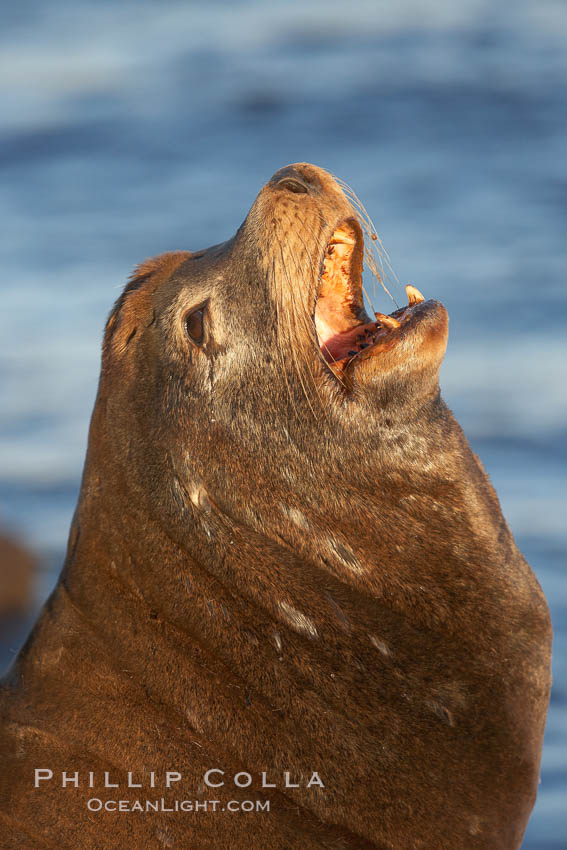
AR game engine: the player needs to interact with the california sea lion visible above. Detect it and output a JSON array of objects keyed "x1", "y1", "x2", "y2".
[{"x1": 0, "y1": 163, "x2": 551, "y2": 849}]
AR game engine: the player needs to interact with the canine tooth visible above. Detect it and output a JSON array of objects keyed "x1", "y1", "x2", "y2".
[
  {"x1": 374, "y1": 312, "x2": 401, "y2": 329},
  {"x1": 405, "y1": 284, "x2": 425, "y2": 305},
  {"x1": 330, "y1": 226, "x2": 356, "y2": 246},
  {"x1": 330, "y1": 237, "x2": 355, "y2": 247}
]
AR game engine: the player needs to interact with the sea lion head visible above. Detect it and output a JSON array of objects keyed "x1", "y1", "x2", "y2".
[
  {"x1": 92, "y1": 163, "x2": 451, "y2": 557},
  {"x1": 245, "y1": 162, "x2": 449, "y2": 404}
]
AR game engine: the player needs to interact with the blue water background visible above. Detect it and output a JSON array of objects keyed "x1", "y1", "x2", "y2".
[{"x1": 0, "y1": 2, "x2": 566, "y2": 844}]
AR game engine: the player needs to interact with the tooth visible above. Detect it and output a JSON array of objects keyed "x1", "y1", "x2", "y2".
[
  {"x1": 330, "y1": 237, "x2": 355, "y2": 247},
  {"x1": 405, "y1": 284, "x2": 425, "y2": 305},
  {"x1": 330, "y1": 226, "x2": 356, "y2": 245},
  {"x1": 374, "y1": 312, "x2": 401, "y2": 329}
]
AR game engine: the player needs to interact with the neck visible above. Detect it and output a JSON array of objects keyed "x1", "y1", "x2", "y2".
[{"x1": 7, "y1": 417, "x2": 539, "y2": 849}]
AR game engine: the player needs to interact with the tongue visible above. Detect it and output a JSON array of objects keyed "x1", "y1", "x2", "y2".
[{"x1": 321, "y1": 319, "x2": 383, "y2": 363}]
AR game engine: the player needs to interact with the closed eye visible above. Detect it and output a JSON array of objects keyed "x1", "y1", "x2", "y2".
[{"x1": 278, "y1": 177, "x2": 308, "y2": 194}]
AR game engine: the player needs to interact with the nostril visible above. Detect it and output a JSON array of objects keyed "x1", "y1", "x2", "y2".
[{"x1": 278, "y1": 177, "x2": 309, "y2": 194}]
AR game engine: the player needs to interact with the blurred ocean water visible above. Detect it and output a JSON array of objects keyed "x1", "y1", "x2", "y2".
[{"x1": 0, "y1": 1, "x2": 565, "y2": 845}]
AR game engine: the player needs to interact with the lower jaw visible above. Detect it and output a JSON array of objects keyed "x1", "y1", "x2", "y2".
[
  {"x1": 331, "y1": 299, "x2": 449, "y2": 387},
  {"x1": 320, "y1": 298, "x2": 422, "y2": 372}
]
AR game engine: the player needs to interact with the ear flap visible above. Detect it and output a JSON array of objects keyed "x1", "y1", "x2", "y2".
[{"x1": 104, "y1": 251, "x2": 190, "y2": 357}]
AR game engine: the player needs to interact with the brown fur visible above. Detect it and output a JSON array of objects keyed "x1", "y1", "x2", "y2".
[{"x1": 0, "y1": 164, "x2": 551, "y2": 849}]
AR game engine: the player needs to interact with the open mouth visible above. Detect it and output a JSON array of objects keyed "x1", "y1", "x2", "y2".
[{"x1": 314, "y1": 218, "x2": 426, "y2": 374}]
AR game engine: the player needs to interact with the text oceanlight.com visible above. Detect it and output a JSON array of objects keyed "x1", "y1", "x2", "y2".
[{"x1": 86, "y1": 798, "x2": 270, "y2": 813}]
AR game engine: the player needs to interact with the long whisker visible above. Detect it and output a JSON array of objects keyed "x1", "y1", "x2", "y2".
[
  {"x1": 270, "y1": 255, "x2": 298, "y2": 419},
  {"x1": 276, "y1": 239, "x2": 320, "y2": 420},
  {"x1": 331, "y1": 174, "x2": 402, "y2": 310},
  {"x1": 281, "y1": 222, "x2": 332, "y2": 410}
]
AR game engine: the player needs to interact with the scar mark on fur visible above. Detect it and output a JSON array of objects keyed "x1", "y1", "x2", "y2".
[
  {"x1": 369, "y1": 634, "x2": 391, "y2": 656},
  {"x1": 278, "y1": 602, "x2": 319, "y2": 639},
  {"x1": 326, "y1": 537, "x2": 363, "y2": 574},
  {"x1": 190, "y1": 485, "x2": 212, "y2": 513},
  {"x1": 279, "y1": 503, "x2": 311, "y2": 530}
]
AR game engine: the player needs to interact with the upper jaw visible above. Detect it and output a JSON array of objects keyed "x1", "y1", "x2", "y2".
[
  {"x1": 313, "y1": 218, "x2": 427, "y2": 378},
  {"x1": 314, "y1": 218, "x2": 368, "y2": 348}
]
